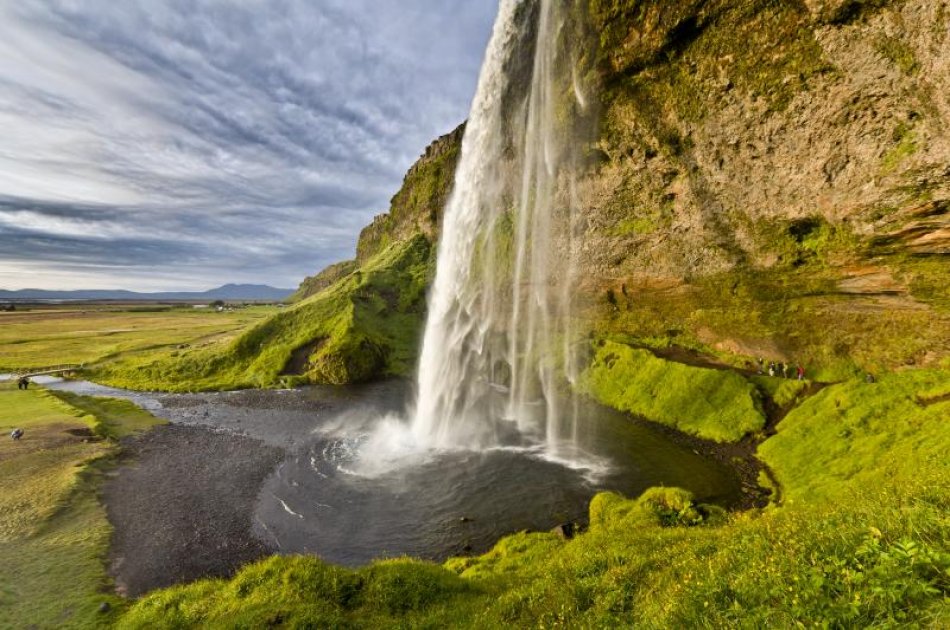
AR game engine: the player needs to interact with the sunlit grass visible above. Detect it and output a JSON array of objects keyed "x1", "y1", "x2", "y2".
[
  {"x1": 0, "y1": 306, "x2": 277, "y2": 371},
  {"x1": 0, "y1": 383, "x2": 159, "y2": 627},
  {"x1": 581, "y1": 340, "x2": 766, "y2": 442}
]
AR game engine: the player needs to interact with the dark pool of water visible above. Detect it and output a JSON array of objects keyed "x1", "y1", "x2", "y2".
[{"x1": 44, "y1": 378, "x2": 741, "y2": 566}]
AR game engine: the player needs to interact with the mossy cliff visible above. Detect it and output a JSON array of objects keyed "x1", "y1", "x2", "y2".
[
  {"x1": 577, "y1": 0, "x2": 948, "y2": 381},
  {"x1": 290, "y1": 123, "x2": 463, "y2": 305},
  {"x1": 289, "y1": 259, "x2": 358, "y2": 303},
  {"x1": 355, "y1": 123, "x2": 465, "y2": 263}
]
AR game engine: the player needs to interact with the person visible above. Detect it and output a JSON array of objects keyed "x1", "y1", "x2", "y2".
[
  {"x1": 782, "y1": 362, "x2": 790, "y2": 379},
  {"x1": 768, "y1": 362, "x2": 776, "y2": 377},
  {"x1": 796, "y1": 364, "x2": 805, "y2": 381},
  {"x1": 11, "y1": 428, "x2": 23, "y2": 440},
  {"x1": 756, "y1": 357, "x2": 764, "y2": 375}
]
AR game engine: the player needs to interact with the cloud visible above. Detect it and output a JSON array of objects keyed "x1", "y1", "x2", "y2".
[{"x1": 0, "y1": 0, "x2": 496, "y2": 290}]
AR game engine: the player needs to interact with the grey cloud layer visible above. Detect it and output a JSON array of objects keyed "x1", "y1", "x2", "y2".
[{"x1": 0, "y1": 0, "x2": 496, "y2": 290}]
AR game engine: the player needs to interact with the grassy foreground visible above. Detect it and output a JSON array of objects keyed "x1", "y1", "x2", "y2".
[
  {"x1": 119, "y1": 367, "x2": 949, "y2": 628},
  {"x1": 0, "y1": 383, "x2": 163, "y2": 628}
]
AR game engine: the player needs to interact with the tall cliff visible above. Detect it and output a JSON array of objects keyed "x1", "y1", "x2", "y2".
[
  {"x1": 356, "y1": 123, "x2": 466, "y2": 264},
  {"x1": 575, "y1": 0, "x2": 948, "y2": 379}
]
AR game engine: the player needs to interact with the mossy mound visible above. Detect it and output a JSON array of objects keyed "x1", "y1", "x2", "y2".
[
  {"x1": 580, "y1": 339, "x2": 766, "y2": 442},
  {"x1": 759, "y1": 368, "x2": 950, "y2": 503},
  {"x1": 117, "y1": 555, "x2": 483, "y2": 630},
  {"x1": 92, "y1": 235, "x2": 431, "y2": 391}
]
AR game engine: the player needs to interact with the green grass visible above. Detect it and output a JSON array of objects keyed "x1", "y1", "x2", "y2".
[
  {"x1": 46, "y1": 391, "x2": 165, "y2": 439},
  {"x1": 580, "y1": 340, "x2": 765, "y2": 442},
  {"x1": 759, "y1": 369, "x2": 950, "y2": 503},
  {"x1": 116, "y1": 366, "x2": 950, "y2": 628},
  {"x1": 92, "y1": 235, "x2": 431, "y2": 391},
  {"x1": 118, "y1": 556, "x2": 485, "y2": 629},
  {"x1": 0, "y1": 306, "x2": 276, "y2": 372},
  {"x1": 750, "y1": 375, "x2": 808, "y2": 408},
  {"x1": 0, "y1": 383, "x2": 162, "y2": 628}
]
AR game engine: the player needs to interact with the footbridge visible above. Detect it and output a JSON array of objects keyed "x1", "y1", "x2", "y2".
[{"x1": 13, "y1": 364, "x2": 85, "y2": 379}]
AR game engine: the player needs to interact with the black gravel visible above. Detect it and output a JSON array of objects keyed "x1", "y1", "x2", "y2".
[{"x1": 102, "y1": 424, "x2": 283, "y2": 597}]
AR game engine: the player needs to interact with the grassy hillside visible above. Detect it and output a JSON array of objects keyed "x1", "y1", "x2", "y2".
[
  {"x1": 92, "y1": 236, "x2": 431, "y2": 391},
  {"x1": 289, "y1": 260, "x2": 358, "y2": 303},
  {"x1": 581, "y1": 340, "x2": 765, "y2": 442},
  {"x1": 117, "y1": 367, "x2": 949, "y2": 628}
]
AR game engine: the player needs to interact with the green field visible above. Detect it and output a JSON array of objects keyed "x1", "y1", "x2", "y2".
[
  {"x1": 0, "y1": 383, "x2": 163, "y2": 628},
  {"x1": 0, "y1": 305, "x2": 278, "y2": 372}
]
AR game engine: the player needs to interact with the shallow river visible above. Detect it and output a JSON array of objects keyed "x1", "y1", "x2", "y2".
[{"x1": 37, "y1": 377, "x2": 741, "y2": 565}]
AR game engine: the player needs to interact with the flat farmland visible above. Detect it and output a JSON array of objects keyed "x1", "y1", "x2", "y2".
[{"x1": 0, "y1": 305, "x2": 278, "y2": 371}]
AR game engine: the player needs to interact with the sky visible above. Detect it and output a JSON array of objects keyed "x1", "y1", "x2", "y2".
[{"x1": 0, "y1": 0, "x2": 497, "y2": 291}]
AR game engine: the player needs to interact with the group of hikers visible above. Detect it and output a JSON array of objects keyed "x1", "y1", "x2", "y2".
[{"x1": 756, "y1": 357, "x2": 806, "y2": 381}]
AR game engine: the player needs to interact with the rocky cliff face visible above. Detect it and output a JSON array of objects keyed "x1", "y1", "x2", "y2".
[
  {"x1": 573, "y1": 0, "x2": 948, "y2": 377},
  {"x1": 295, "y1": 0, "x2": 948, "y2": 382},
  {"x1": 355, "y1": 123, "x2": 465, "y2": 263}
]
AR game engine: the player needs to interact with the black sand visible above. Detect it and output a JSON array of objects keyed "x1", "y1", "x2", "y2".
[{"x1": 102, "y1": 424, "x2": 283, "y2": 596}]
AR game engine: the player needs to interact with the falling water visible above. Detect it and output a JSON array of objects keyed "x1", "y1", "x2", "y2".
[{"x1": 411, "y1": 0, "x2": 585, "y2": 459}]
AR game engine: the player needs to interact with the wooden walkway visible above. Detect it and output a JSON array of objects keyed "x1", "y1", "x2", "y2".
[{"x1": 14, "y1": 364, "x2": 85, "y2": 379}]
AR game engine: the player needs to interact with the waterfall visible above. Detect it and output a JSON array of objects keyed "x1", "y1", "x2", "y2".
[{"x1": 410, "y1": 0, "x2": 584, "y2": 458}]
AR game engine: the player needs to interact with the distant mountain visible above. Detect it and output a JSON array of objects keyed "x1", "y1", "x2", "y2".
[{"x1": 0, "y1": 283, "x2": 293, "y2": 302}]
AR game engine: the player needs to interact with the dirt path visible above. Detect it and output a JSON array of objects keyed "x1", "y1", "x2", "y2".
[{"x1": 102, "y1": 424, "x2": 283, "y2": 597}]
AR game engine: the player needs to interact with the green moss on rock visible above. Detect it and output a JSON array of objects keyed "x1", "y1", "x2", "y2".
[
  {"x1": 93, "y1": 235, "x2": 432, "y2": 391},
  {"x1": 580, "y1": 340, "x2": 765, "y2": 442}
]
